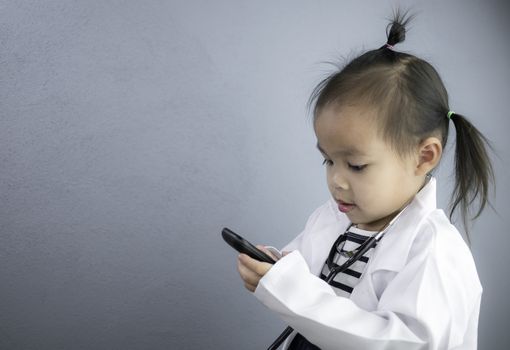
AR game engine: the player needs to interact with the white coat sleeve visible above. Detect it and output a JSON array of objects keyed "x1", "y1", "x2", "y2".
[
  {"x1": 253, "y1": 219, "x2": 480, "y2": 350},
  {"x1": 254, "y1": 250, "x2": 427, "y2": 350}
]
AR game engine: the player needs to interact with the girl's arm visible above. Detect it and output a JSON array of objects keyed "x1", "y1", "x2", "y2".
[
  {"x1": 253, "y1": 218, "x2": 482, "y2": 350},
  {"x1": 254, "y1": 250, "x2": 426, "y2": 350}
]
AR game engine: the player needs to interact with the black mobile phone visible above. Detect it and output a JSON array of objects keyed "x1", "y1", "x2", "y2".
[{"x1": 221, "y1": 227, "x2": 276, "y2": 264}]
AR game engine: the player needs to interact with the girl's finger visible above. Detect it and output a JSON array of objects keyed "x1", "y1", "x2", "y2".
[
  {"x1": 256, "y1": 244, "x2": 278, "y2": 261},
  {"x1": 239, "y1": 253, "x2": 272, "y2": 276},
  {"x1": 244, "y1": 282, "x2": 256, "y2": 293},
  {"x1": 237, "y1": 258, "x2": 260, "y2": 285}
]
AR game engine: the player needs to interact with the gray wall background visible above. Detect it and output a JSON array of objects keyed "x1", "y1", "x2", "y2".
[{"x1": 1, "y1": 1, "x2": 509, "y2": 349}]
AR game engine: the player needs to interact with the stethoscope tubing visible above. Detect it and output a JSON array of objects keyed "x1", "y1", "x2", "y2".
[
  {"x1": 267, "y1": 202, "x2": 412, "y2": 350},
  {"x1": 267, "y1": 232, "x2": 379, "y2": 350}
]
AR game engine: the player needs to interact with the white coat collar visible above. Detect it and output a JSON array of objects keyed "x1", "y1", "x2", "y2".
[
  {"x1": 306, "y1": 176, "x2": 438, "y2": 275},
  {"x1": 365, "y1": 175, "x2": 437, "y2": 272}
]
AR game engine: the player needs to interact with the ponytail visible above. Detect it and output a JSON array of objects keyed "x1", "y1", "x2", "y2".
[{"x1": 449, "y1": 112, "x2": 496, "y2": 245}]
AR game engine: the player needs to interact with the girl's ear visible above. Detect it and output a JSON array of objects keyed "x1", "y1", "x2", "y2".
[{"x1": 415, "y1": 137, "x2": 442, "y2": 176}]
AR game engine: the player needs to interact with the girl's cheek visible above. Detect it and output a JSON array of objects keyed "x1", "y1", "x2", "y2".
[{"x1": 351, "y1": 184, "x2": 370, "y2": 207}]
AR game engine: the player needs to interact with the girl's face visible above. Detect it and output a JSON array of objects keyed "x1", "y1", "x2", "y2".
[{"x1": 314, "y1": 105, "x2": 425, "y2": 231}]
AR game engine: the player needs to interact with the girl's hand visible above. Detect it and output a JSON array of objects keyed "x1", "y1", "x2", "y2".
[{"x1": 237, "y1": 245, "x2": 290, "y2": 292}]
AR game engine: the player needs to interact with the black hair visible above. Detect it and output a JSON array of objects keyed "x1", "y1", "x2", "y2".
[{"x1": 307, "y1": 8, "x2": 495, "y2": 245}]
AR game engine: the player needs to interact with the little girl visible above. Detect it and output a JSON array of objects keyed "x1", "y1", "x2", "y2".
[{"x1": 236, "y1": 9, "x2": 494, "y2": 350}]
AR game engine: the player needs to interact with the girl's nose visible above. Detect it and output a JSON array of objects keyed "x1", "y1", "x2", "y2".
[{"x1": 331, "y1": 170, "x2": 349, "y2": 190}]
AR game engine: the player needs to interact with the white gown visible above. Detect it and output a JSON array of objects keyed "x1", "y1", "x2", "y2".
[{"x1": 253, "y1": 176, "x2": 482, "y2": 350}]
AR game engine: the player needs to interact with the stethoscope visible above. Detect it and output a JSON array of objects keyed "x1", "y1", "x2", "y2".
[{"x1": 267, "y1": 194, "x2": 418, "y2": 350}]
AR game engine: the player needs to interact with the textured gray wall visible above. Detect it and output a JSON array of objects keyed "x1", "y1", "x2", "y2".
[{"x1": 1, "y1": 1, "x2": 509, "y2": 349}]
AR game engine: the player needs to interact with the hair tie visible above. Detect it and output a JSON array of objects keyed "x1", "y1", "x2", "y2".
[
  {"x1": 447, "y1": 110, "x2": 455, "y2": 120},
  {"x1": 385, "y1": 43, "x2": 394, "y2": 50}
]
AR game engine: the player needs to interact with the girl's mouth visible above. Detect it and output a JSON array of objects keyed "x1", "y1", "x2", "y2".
[{"x1": 337, "y1": 200, "x2": 356, "y2": 213}]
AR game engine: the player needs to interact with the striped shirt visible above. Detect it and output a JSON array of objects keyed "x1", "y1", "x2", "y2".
[{"x1": 319, "y1": 225, "x2": 379, "y2": 297}]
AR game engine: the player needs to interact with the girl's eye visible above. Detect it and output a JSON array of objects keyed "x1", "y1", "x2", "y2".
[
  {"x1": 348, "y1": 163, "x2": 367, "y2": 172},
  {"x1": 322, "y1": 159, "x2": 367, "y2": 172},
  {"x1": 322, "y1": 158, "x2": 333, "y2": 166}
]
